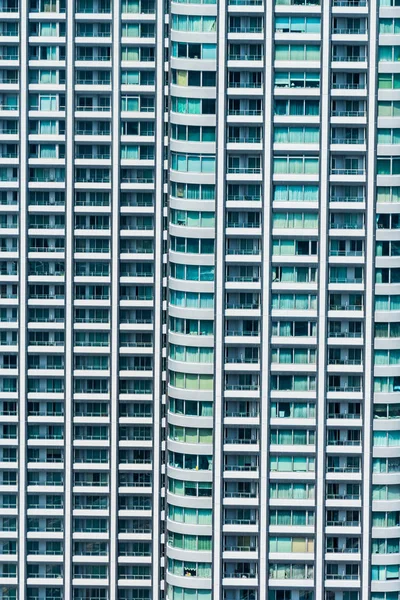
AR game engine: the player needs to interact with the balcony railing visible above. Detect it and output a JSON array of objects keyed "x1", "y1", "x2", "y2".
[
  {"x1": 331, "y1": 168, "x2": 364, "y2": 176},
  {"x1": 226, "y1": 330, "x2": 259, "y2": 336},
  {"x1": 331, "y1": 111, "x2": 365, "y2": 117},
  {"x1": 228, "y1": 0, "x2": 263, "y2": 5},
  {"x1": 326, "y1": 520, "x2": 360, "y2": 526},
  {"x1": 329, "y1": 304, "x2": 363, "y2": 311},
  {"x1": 327, "y1": 413, "x2": 361, "y2": 419},
  {"x1": 226, "y1": 276, "x2": 260, "y2": 282},
  {"x1": 224, "y1": 465, "x2": 258, "y2": 472},
  {"x1": 330, "y1": 250, "x2": 363, "y2": 257},
  {"x1": 228, "y1": 109, "x2": 263, "y2": 116},
  {"x1": 227, "y1": 137, "x2": 262, "y2": 144},
  {"x1": 226, "y1": 221, "x2": 260, "y2": 228},
  {"x1": 332, "y1": 55, "x2": 366, "y2": 62},
  {"x1": 331, "y1": 332, "x2": 362, "y2": 338},
  {"x1": 332, "y1": 28, "x2": 367, "y2": 34},
  {"x1": 332, "y1": 0, "x2": 366, "y2": 5},
  {"x1": 224, "y1": 491, "x2": 258, "y2": 498},
  {"x1": 331, "y1": 138, "x2": 365, "y2": 145},
  {"x1": 328, "y1": 359, "x2": 362, "y2": 365},
  {"x1": 227, "y1": 167, "x2": 261, "y2": 174},
  {"x1": 330, "y1": 195, "x2": 364, "y2": 202},
  {"x1": 327, "y1": 439, "x2": 361, "y2": 445},
  {"x1": 224, "y1": 438, "x2": 259, "y2": 444},
  {"x1": 225, "y1": 410, "x2": 259, "y2": 417},
  {"x1": 228, "y1": 26, "x2": 263, "y2": 33},
  {"x1": 225, "y1": 303, "x2": 260, "y2": 309},
  {"x1": 331, "y1": 83, "x2": 365, "y2": 90},
  {"x1": 329, "y1": 277, "x2": 363, "y2": 284},
  {"x1": 227, "y1": 194, "x2": 261, "y2": 202},
  {"x1": 326, "y1": 466, "x2": 360, "y2": 473},
  {"x1": 328, "y1": 385, "x2": 362, "y2": 392},
  {"x1": 326, "y1": 493, "x2": 361, "y2": 502},
  {"x1": 226, "y1": 248, "x2": 260, "y2": 255}
]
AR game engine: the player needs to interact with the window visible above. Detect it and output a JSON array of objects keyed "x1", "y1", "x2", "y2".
[
  {"x1": 170, "y1": 182, "x2": 215, "y2": 200},
  {"x1": 171, "y1": 153, "x2": 215, "y2": 173},
  {"x1": 171, "y1": 15, "x2": 216, "y2": 31},
  {"x1": 169, "y1": 290, "x2": 214, "y2": 309},
  {"x1": 170, "y1": 236, "x2": 214, "y2": 254},
  {"x1": 378, "y1": 73, "x2": 400, "y2": 89},
  {"x1": 273, "y1": 184, "x2": 319, "y2": 202},
  {"x1": 275, "y1": 44, "x2": 320, "y2": 61},
  {"x1": 379, "y1": 46, "x2": 400, "y2": 62},
  {"x1": 170, "y1": 263, "x2": 214, "y2": 282},
  {"x1": 171, "y1": 69, "x2": 216, "y2": 87},
  {"x1": 169, "y1": 370, "x2": 213, "y2": 390},
  {"x1": 275, "y1": 16, "x2": 320, "y2": 33},
  {"x1": 272, "y1": 212, "x2": 318, "y2": 228},
  {"x1": 273, "y1": 156, "x2": 319, "y2": 174},
  {"x1": 171, "y1": 42, "x2": 216, "y2": 60},
  {"x1": 275, "y1": 71, "x2": 320, "y2": 88},
  {"x1": 170, "y1": 209, "x2": 214, "y2": 227},
  {"x1": 274, "y1": 126, "x2": 319, "y2": 144},
  {"x1": 171, "y1": 96, "x2": 215, "y2": 115},
  {"x1": 169, "y1": 344, "x2": 214, "y2": 363},
  {"x1": 170, "y1": 124, "x2": 215, "y2": 142},
  {"x1": 377, "y1": 186, "x2": 400, "y2": 203}
]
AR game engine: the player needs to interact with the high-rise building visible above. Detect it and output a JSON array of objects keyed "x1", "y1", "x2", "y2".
[{"x1": 0, "y1": 0, "x2": 399, "y2": 597}]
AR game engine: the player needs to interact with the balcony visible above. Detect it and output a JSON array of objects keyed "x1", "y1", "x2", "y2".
[
  {"x1": 225, "y1": 412, "x2": 259, "y2": 422},
  {"x1": 226, "y1": 249, "x2": 260, "y2": 256},
  {"x1": 226, "y1": 221, "x2": 260, "y2": 229},
  {"x1": 225, "y1": 384, "x2": 259, "y2": 391},
  {"x1": 227, "y1": 167, "x2": 261, "y2": 175},
  {"x1": 326, "y1": 490, "x2": 360, "y2": 499},
  {"x1": 326, "y1": 520, "x2": 360, "y2": 527},
  {"x1": 227, "y1": 137, "x2": 262, "y2": 145},
  {"x1": 331, "y1": 138, "x2": 365, "y2": 146},
  {"x1": 332, "y1": 0, "x2": 366, "y2": 5},
  {"x1": 330, "y1": 195, "x2": 364, "y2": 203},
  {"x1": 326, "y1": 466, "x2": 360, "y2": 473},
  {"x1": 224, "y1": 464, "x2": 258, "y2": 472},
  {"x1": 225, "y1": 545, "x2": 258, "y2": 552},
  {"x1": 226, "y1": 275, "x2": 260, "y2": 282},
  {"x1": 224, "y1": 438, "x2": 259, "y2": 445},
  {"x1": 329, "y1": 277, "x2": 363, "y2": 284},
  {"x1": 331, "y1": 111, "x2": 365, "y2": 118},
  {"x1": 226, "y1": 330, "x2": 259, "y2": 337},
  {"x1": 325, "y1": 574, "x2": 359, "y2": 581},
  {"x1": 225, "y1": 357, "x2": 259, "y2": 365},
  {"x1": 228, "y1": 0, "x2": 263, "y2": 5},
  {"x1": 329, "y1": 304, "x2": 362, "y2": 311},
  {"x1": 228, "y1": 109, "x2": 262, "y2": 116},
  {"x1": 328, "y1": 384, "x2": 362, "y2": 392},
  {"x1": 328, "y1": 359, "x2": 362, "y2": 366},
  {"x1": 331, "y1": 83, "x2": 365, "y2": 90},
  {"x1": 228, "y1": 27, "x2": 263, "y2": 33},
  {"x1": 331, "y1": 168, "x2": 364, "y2": 176},
  {"x1": 224, "y1": 491, "x2": 258, "y2": 499},
  {"x1": 332, "y1": 28, "x2": 366, "y2": 34},
  {"x1": 227, "y1": 194, "x2": 261, "y2": 202},
  {"x1": 326, "y1": 439, "x2": 361, "y2": 446}
]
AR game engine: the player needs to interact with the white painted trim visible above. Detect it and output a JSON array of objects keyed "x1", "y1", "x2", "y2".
[
  {"x1": 18, "y1": 2, "x2": 28, "y2": 596},
  {"x1": 110, "y1": 0, "x2": 121, "y2": 596},
  {"x1": 315, "y1": 0, "x2": 330, "y2": 593},
  {"x1": 152, "y1": 0, "x2": 165, "y2": 594},
  {"x1": 363, "y1": 0, "x2": 378, "y2": 594},
  {"x1": 260, "y1": 0, "x2": 274, "y2": 597},
  {"x1": 213, "y1": 1, "x2": 227, "y2": 596}
]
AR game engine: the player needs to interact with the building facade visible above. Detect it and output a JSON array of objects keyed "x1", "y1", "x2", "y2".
[{"x1": 0, "y1": 0, "x2": 399, "y2": 598}]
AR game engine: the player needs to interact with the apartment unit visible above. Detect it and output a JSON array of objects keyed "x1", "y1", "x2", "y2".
[{"x1": 0, "y1": 0, "x2": 398, "y2": 598}]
